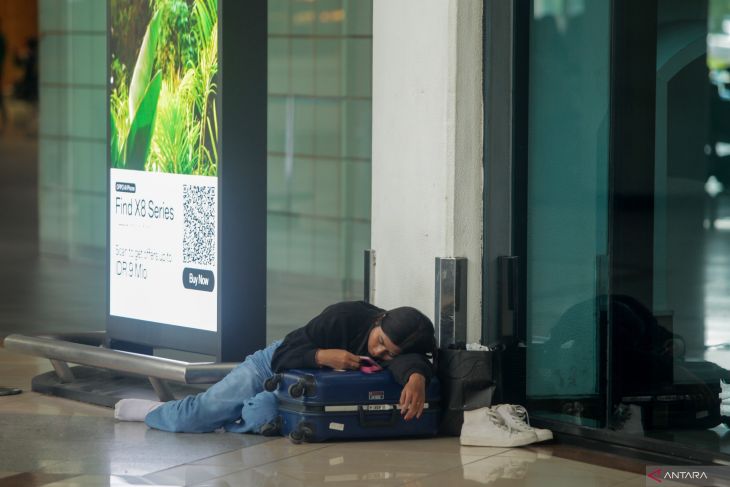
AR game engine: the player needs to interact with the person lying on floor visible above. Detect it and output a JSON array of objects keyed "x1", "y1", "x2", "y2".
[{"x1": 114, "y1": 300, "x2": 436, "y2": 434}]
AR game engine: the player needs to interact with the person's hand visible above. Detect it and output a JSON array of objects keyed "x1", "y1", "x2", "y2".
[
  {"x1": 400, "y1": 373, "x2": 426, "y2": 421},
  {"x1": 315, "y1": 349, "x2": 361, "y2": 370}
]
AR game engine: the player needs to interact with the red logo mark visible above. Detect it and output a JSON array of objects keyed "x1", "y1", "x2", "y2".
[{"x1": 647, "y1": 469, "x2": 663, "y2": 483}]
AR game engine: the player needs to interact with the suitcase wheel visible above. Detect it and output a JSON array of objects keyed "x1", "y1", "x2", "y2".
[
  {"x1": 289, "y1": 422, "x2": 314, "y2": 444},
  {"x1": 260, "y1": 416, "x2": 281, "y2": 437},
  {"x1": 264, "y1": 374, "x2": 282, "y2": 392},
  {"x1": 288, "y1": 381, "x2": 306, "y2": 398},
  {"x1": 288, "y1": 430, "x2": 304, "y2": 444}
]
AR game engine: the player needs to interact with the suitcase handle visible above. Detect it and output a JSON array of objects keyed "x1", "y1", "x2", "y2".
[{"x1": 358, "y1": 405, "x2": 398, "y2": 428}]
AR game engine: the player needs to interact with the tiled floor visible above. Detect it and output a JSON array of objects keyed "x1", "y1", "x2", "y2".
[{"x1": 0, "y1": 348, "x2": 689, "y2": 487}]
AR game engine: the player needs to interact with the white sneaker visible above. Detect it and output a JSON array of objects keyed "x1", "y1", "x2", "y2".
[
  {"x1": 493, "y1": 404, "x2": 553, "y2": 442},
  {"x1": 460, "y1": 407, "x2": 538, "y2": 447}
]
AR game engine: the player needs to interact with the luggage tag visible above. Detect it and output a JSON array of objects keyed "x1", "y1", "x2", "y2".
[{"x1": 359, "y1": 356, "x2": 383, "y2": 374}]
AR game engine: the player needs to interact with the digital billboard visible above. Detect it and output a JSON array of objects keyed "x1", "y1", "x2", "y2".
[{"x1": 108, "y1": 0, "x2": 219, "y2": 333}]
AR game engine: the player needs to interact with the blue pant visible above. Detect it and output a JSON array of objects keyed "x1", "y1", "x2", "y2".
[{"x1": 145, "y1": 341, "x2": 282, "y2": 433}]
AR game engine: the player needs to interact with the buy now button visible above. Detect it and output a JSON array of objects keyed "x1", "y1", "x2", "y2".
[{"x1": 182, "y1": 268, "x2": 215, "y2": 292}]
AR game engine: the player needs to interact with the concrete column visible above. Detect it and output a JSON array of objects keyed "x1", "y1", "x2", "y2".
[{"x1": 371, "y1": 0, "x2": 483, "y2": 340}]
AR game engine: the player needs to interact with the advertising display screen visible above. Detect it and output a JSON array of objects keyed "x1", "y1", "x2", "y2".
[{"x1": 108, "y1": 0, "x2": 219, "y2": 333}]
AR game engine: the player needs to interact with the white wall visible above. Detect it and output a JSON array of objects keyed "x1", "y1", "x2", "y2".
[{"x1": 371, "y1": 0, "x2": 483, "y2": 340}]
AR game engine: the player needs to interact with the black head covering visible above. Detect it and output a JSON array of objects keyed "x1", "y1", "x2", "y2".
[{"x1": 380, "y1": 307, "x2": 436, "y2": 355}]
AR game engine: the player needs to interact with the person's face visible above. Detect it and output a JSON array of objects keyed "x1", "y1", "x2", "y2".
[{"x1": 367, "y1": 326, "x2": 401, "y2": 361}]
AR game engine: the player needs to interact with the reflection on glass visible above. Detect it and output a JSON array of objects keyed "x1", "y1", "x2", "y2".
[
  {"x1": 533, "y1": 0, "x2": 585, "y2": 32},
  {"x1": 266, "y1": 0, "x2": 372, "y2": 341},
  {"x1": 525, "y1": 0, "x2": 610, "y2": 427},
  {"x1": 527, "y1": 0, "x2": 730, "y2": 456},
  {"x1": 623, "y1": 0, "x2": 730, "y2": 453}
]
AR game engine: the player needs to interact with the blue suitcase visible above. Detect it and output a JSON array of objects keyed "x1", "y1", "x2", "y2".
[{"x1": 264, "y1": 368, "x2": 441, "y2": 443}]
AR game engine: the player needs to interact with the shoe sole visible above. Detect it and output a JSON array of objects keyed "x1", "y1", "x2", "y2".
[
  {"x1": 509, "y1": 429, "x2": 553, "y2": 442},
  {"x1": 535, "y1": 430, "x2": 553, "y2": 442},
  {"x1": 460, "y1": 435, "x2": 537, "y2": 448}
]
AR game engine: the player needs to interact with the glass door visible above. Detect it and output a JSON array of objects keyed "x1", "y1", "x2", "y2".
[
  {"x1": 522, "y1": 0, "x2": 611, "y2": 428},
  {"x1": 517, "y1": 0, "x2": 730, "y2": 460}
]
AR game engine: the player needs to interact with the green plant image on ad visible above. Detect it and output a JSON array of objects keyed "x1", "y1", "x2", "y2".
[{"x1": 110, "y1": 0, "x2": 219, "y2": 176}]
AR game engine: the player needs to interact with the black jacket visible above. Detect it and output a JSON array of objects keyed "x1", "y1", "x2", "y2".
[{"x1": 270, "y1": 301, "x2": 433, "y2": 385}]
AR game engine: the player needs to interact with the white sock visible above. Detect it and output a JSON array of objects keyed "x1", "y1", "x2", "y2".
[{"x1": 114, "y1": 398, "x2": 163, "y2": 422}]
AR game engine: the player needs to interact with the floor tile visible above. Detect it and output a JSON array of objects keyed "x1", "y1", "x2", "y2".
[
  {"x1": 144, "y1": 464, "x2": 249, "y2": 486},
  {"x1": 192, "y1": 468, "x2": 308, "y2": 487},
  {"x1": 43, "y1": 458, "x2": 194, "y2": 477},
  {"x1": 612, "y1": 474, "x2": 693, "y2": 487},
  {"x1": 0, "y1": 411, "x2": 271, "y2": 476},
  {"x1": 537, "y1": 443, "x2": 647, "y2": 475},
  {"x1": 403, "y1": 453, "x2": 632, "y2": 487},
  {"x1": 0, "y1": 454, "x2": 64, "y2": 474},
  {"x1": 0, "y1": 393, "x2": 112, "y2": 417},
  {"x1": 39, "y1": 432, "x2": 271, "y2": 477},
  {"x1": 334, "y1": 436, "x2": 508, "y2": 458},
  {"x1": 191, "y1": 465, "x2": 427, "y2": 487},
  {"x1": 193, "y1": 438, "x2": 329, "y2": 468},
  {"x1": 235, "y1": 444, "x2": 486, "y2": 486},
  {"x1": 0, "y1": 472, "x2": 80, "y2": 487},
  {"x1": 42, "y1": 474, "x2": 171, "y2": 486},
  {"x1": 497, "y1": 447, "x2": 636, "y2": 480},
  {"x1": 0, "y1": 366, "x2": 53, "y2": 390}
]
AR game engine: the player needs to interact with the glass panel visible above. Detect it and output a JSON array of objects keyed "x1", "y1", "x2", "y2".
[
  {"x1": 38, "y1": 0, "x2": 107, "y2": 262},
  {"x1": 610, "y1": 0, "x2": 730, "y2": 454},
  {"x1": 525, "y1": 0, "x2": 610, "y2": 427},
  {"x1": 525, "y1": 0, "x2": 730, "y2": 456},
  {"x1": 266, "y1": 0, "x2": 372, "y2": 341}
]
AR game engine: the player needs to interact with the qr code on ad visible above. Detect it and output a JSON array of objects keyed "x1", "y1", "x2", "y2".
[{"x1": 183, "y1": 185, "x2": 216, "y2": 265}]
